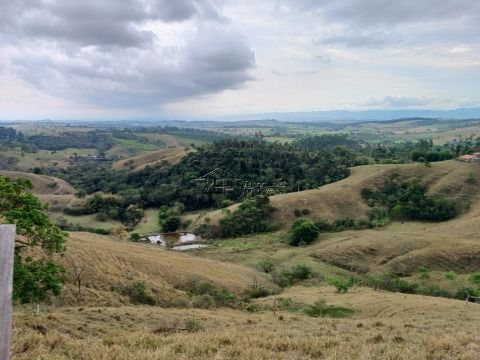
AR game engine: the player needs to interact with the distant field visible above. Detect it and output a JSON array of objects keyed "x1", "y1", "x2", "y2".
[
  {"x1": 111, "y1": 146, "x2": 191, "y2": 171},
  {"x1": 2, "y1": 147, "x2": 97, "y2": 169},
  {"x1": 52, "y1": 213, "x2": 124, "y2": 231}
]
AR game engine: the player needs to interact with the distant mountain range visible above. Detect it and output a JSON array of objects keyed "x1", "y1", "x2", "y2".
[{"x1": 222, "y1": 108, "x2": 480, "y2": 122}]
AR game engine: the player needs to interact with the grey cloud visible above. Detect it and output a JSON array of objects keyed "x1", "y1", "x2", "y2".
[
  {"x1": 292, "y1": 0, "x2": 479, "y2": 26},
  {"x1": 0, "y1": 0, "x2": 254, "y2": 108},
  {"x1": 317, "y1": 31, "x2": 402, "y2": 48},
  {"x1": 289, "y1": 0, "x2": 480, "y2": 48},
  {"x1": 1, "y1": 0, "x2": 222, "y2": 48},
  {"x1": 12, "y1": 25, "x2": 255, "y2": 108}
]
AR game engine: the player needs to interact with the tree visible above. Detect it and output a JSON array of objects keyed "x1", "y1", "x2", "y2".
[
  {"x1": 162, "y1": 216, "x2": 181, "y2": 232},
  {"x1": 288, "y1": 218, "x2": 319, "y2": 246},
  {"x1": 0, "y1": 176, "x2": 67, "y2": 303}
]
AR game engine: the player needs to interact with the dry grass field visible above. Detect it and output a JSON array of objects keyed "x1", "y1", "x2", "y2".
[
  {"x1": 54, "y1": 232, "x2": 271, "y2": 307},
  {"x1": 12, "y1": 285, "x2": 480, "y2": 359},
  {"x1": 111, "y1": 146, "x2": 191, "y2": 172}
]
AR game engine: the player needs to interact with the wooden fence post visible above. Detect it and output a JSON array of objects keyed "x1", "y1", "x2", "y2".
[{"x1": 0, "y1": 225, "x2": 15, "y2": 360}]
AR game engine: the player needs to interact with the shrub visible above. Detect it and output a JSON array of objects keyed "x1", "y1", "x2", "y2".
[
  {"x1": 271, "y1": 264, "x2": 314, "y2": 287},
  {"x1": 162, "y1": 216, "x2": 181, "y2": 232},
  {"x1": 327, "y1": 276, "x2": 354, "y2": 293},
  {"x1": 184, "y1": 318, "x2": 203, "y2": 332},
  {"x1": 244, "y1": 280, "x2": 271, "y2": 299},
  {"x1": 289, "y1": 218, "x2": 319, "y2": 246},
  {"x1": 191, "y1": 294, "x2": 216, "y2": 309},
  {"x1": 468, "y1": 272, "x2": 480, "y2": 284},
  {"x1": 417, "y1": 266, "x2": 430, "y2": 280},
  {"x1": 129, "y1": 232, "x2": 140, "y2": 242},
  {"x1": 182, "y1": 278, "x2": 236, "y2": 307},
  {"x1": 288, "y1": 264, "x2": 314, "y2": 281},
  {"x1": 121, "y1": 282, "x2": 156, "y2": 305},
  {"x1": 444, "y1": 271, "x2": 457, "y2": 281},
  {"x1": 455, "y1": 287, "x2": 479, "y2": 301},
  {"x1": 257, "y1": 259, "x2": 275, "y2": 273}
]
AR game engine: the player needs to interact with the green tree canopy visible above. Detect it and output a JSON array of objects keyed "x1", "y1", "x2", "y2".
[{"x1": 0, "y1": 176, "x2": 67, "y2": 303}]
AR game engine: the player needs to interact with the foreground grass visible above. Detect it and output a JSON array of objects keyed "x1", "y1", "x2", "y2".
[{"x1": 12, "y1": 289, "x2": 480, "y2": 360}]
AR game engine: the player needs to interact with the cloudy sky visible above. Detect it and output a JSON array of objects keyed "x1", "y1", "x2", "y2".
[{"x1": 1, "y1": 0, "x2": 479, "y2": 120}]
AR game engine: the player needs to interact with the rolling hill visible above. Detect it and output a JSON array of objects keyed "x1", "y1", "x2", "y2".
[
  {"x1": 195, "y1": 160, "x2": 480, "y2": 230},
  {"x1": 111, "y1": 146, "x2": 192, "y2": 172},
  {"x1": 194, "y1": 160, "x2": 480, "y2": 276},
  {"x1": 0, "y1": 170, "x2": 78, "y2": 211},
  {"x1": 57, "y1": 232, "x2": 271, "y2": 306}
]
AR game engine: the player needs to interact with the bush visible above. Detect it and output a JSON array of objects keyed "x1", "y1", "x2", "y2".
[
  {"x1": 182, "y1": 278, "x2": 236, "y2": 307},
  {"x1": 129, "y1": 232, "x2": 140, "y2": 242},
  {"x1": 244, "y1": 280, "x2": 271, "y2": 299},
  {"x1": 455, "y1": 287, "x2": 479, "y2": 301},
  {"x1": 468, "y1": 272, "x2": 480, "y2": 284},
  {"x1": 120, "y1": 282, "x2": 156, "y2": 305},
  {"x1": 162, "y1": 216, "x2": 181, "y2": 232},
  {"x1": 271, "y1": 264, "x2": 314, "y2": 287},
  {"x1": 288, "y1": 264, "x2": 314, "y2": 281},
  {"x1": 191, "y1": 294, "x2": 216, "y2": 309},
  {"x1": 444, "y1": 271, "x2": 457, "y2": 281},
  {"x1": 184, "y1": 318, "x2": 203, "y2": 332},
  {"x1": 288, "y1": 218, "x2": 319, "y2": 246},
  {"x1": 257, "y1": 259, "x2": 274, "y2": 273},
  {"x1": 327, "y1": 276, "x2": 354, "y2": 293}
]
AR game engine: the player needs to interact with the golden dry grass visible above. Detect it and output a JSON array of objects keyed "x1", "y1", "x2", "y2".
[
  {"x1": 0, "y1": 170, "x2": 75, "y2": 195},
  {"x1": 0, "y1": 170, "x2": 78, "y2": 211},
  {"x1": 12, "y1": 287, "x2": 480, "y2": 359},
  {"x1": 111, "y1": 146, "x2": 191, "y2": 171},
  {"x1": 55, "y1": 232, "x2": 271, "y2": 306}
]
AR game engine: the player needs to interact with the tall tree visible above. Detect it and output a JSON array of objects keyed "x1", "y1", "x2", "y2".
[{"x1": 0, "y1": 176, "x2": 67, "y2": 303}]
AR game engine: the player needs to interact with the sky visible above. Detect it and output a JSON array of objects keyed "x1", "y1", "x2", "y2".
[{"x1": 0, "y1": 0, "x2": 480, "y2": 120}]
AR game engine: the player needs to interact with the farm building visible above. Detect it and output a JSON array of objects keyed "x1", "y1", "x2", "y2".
[{"x1": 459, "y1": 153, "x2": 480, "y2": 162}]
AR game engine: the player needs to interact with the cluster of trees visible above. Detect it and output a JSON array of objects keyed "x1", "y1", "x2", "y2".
[
  {"x1": 28, "y1": 131, "x2": 114, "y2": 151},
  {"x1": 410, "y1": 139, "x2": 454, "y2": 163},
  {"x1": 445, "y1": 135, "x2": 480, "y2": 156},
  {"x1": 53, "y1": 139, "x2": 356, "y2": 215},
  {"x1": 64, "y1": 193, "x2": 144, "y2": 228},
  {"x1": 293, "y1": 134, "x2": 362, "y2": 151},
  {"x1": 197, "y1": 196, "x2": 276, "y2": 238},
  {"x1": 0, "y1": 126, "x2": 24, "y2": 141},
  {"x1": 361, "y1": 174, "x2": 459, "y2": 222}
]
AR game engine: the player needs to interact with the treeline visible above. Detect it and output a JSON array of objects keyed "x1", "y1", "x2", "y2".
[
  {"x1": 28, "y1": 131, "x2": 114, "y2": 151},
  {"x1": 0, "y1": 126, "x2": 24, "y2": 141},
  {"x1": 293, "y1": 134, "x2": 362, "y2": 151}
]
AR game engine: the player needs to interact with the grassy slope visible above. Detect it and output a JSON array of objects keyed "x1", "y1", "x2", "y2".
[
  {"x1": 56, "y1": 232, "x2": 271, "y2": 306},
  {"x1": 0, "y1": 170, "x2": 78, "y2": 211},
  {"x1": 194, "y1": 161, "x2": 480, "y2": 276},
  {"x1": 195, "y1": 160, "x2": 480, "y2": 229},
  {"x1": 111, "y1": 146, "x2": 191, "y2": 172}
]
